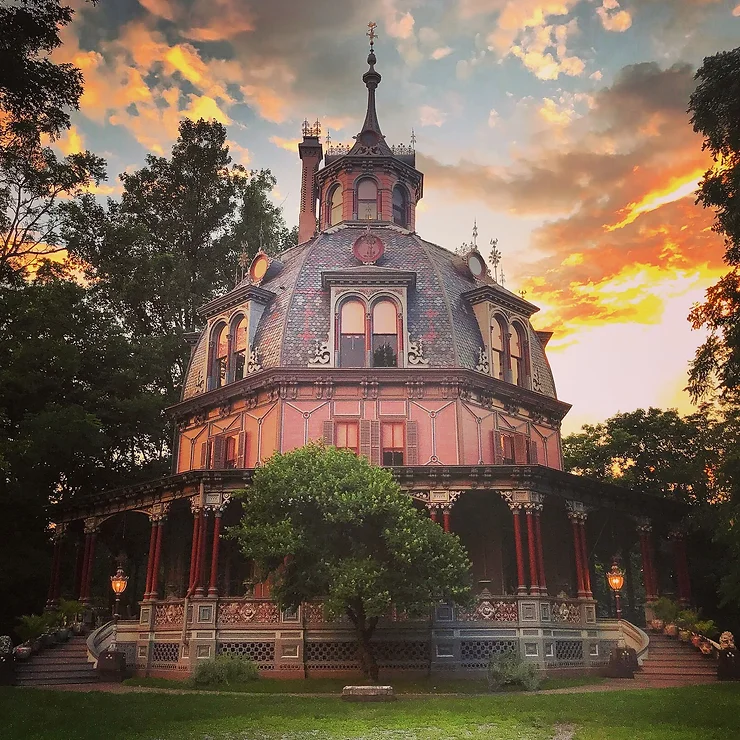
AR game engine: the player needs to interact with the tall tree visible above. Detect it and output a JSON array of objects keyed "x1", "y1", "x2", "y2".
[
  {"x1": 688, "y1": 46, "x2": 740, "y2": 400},
  {"x1": 0, "y1": 0, "x2": 105, "y2": 278},
  {"x1": 62, "y1": 119, "x2": 295, "y2": 420},
  {"x1": 230, "y1": 444, "x2": 472, "y2": 681}
]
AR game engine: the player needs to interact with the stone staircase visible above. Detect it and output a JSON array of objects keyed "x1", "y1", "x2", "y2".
[
  {"x1": 15, "y1": 636, "x2": 98, "y2": 687},
  {"x1": 636, "y1": 632, "x2": 717, "y2": 687}
]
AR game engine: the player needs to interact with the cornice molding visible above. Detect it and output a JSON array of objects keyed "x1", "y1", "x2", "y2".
[
  {"x1": 463, "y1": 285, "x2": 540, "y2": 318},
  {"x1": 197, "y1": 284, "x2": 276, "y2": 319},
  {"x1": 321, "y1": 267, "x2": 417, "y2": 289}
]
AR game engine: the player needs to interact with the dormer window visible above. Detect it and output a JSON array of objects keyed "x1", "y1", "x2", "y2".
[
  {"x1": 392, "y1": 185, "x2": 408, "y2": 228},
  {"x1": 371, "y1": 300, "x2": 398, "y2": 367},
  {"x1": 511, "y1": 322, "x2": 529, "y2": 388},
  {"x1": 209, "y1": 322, "x2": 229, "y2": 390},
  {"x1": 491, "y1": 316, "x2": 506, "y2": 381},
  {"x1": 339, "y1": 299, "x2": 366, "y2": 367},
  {"x1": 329, "y1": 184, "x2": 343, "y2": 226},
  {"x1": 357, "y1": 178, "x2": 378, "y2": 220},
  {"x1": 231, "y1": 314, "x2": 247, "y2": 381}
]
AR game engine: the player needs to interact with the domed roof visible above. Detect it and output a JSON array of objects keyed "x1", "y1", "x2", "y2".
[{"x1": 182, "y1": 223, "x2": 558, "y2": 401}]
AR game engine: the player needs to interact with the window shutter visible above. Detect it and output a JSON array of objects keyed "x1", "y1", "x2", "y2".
[
  {"x1": 406, "y1": 420, "x2": 418, "y2": 465},
  {"x1": 503, "y1": 433, "x2": 515, "y2": 464},
  {"x1": 199, "y1": 441, "x2": 209, "y2": 469},
  {"x1": 513, "y1": 434, "x2": 528, "y2": 464},
  {"x1": 236, "y1": 431, "x2": 246, "y2": 468},
  {"x1": 527, "y1": 439, "x2": 539, "y2": 464},
  {"x1": 370, "y1": 420, "x2": 381, "y2": 466},
  {"x1": 212, "y1": 435, "x2": 226, "y2": 469},
  {"x1": 322, "y1": 420, "x2": 335, "y2": 446},
  {"x1": 492, "y1": 431, "x2": 503, "y2": 464},
  {"x1": 360, "y1": 419, "x2": 372, "y2": 461}
]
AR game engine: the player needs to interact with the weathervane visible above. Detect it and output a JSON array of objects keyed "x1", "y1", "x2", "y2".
[
  {"x1": 489, "y1": 238, "x2": 501, "y2": 283},
  {"x1": 367, "y1": 21, "x2": 378, "y2": 49}
]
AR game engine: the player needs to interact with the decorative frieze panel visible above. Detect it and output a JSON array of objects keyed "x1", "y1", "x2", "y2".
[
  {"x1": 458, "y1": 598, "x2": 518, "y2": 623},
  {"x1": 217, "y1": 600, "x2": 280, "y2": 625},
  {"x1": 154, "y1": 603, "x2": 184, "y2": 627},
  {"x1": 551, "y1": 601, "x2": 581, "y2": 624}
]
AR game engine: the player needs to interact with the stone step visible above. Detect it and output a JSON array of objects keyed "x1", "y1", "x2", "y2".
[{"x1": 17, "y1": 662, "x2": 95, "y2": 675}]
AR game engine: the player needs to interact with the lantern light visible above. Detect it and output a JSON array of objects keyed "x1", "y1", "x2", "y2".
[
  {"x1": 110, "y1": 567, "x2": 129, "y2": 596},
  {"x1": 607, "y1": 563, "x2": 625, "y2": 592}
]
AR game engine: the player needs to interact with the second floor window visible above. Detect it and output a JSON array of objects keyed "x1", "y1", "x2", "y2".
[
  {"x1": 382, "y1": 422, "x2": 405, "y2": 465},
  {"x1": 491, "y1": 318, "x2": 505, "y2": 380},
  {"x1": 335, "y1": 421, "x2": 359, "y2": 453}
]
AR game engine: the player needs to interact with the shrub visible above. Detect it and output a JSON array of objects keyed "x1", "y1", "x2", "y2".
[
  {"x1": 677, "y1": 609, "x2": 699, "y2": 631},
  {"x1": 192, "y1": 655, "x2": 259, "y2": 686},
  {"x1": 652, "y1": 597, "x2": 679, "y2": 623},
  {"x1": 695, "y1": 620, "x2": 718, "y2": 640},
  {"x1": 57, "y1": 599, "x2": 84, "y2": 626},
  {"x1": 16, "y1": 614, "x2": 50, "y2": 643},
  {"x1": 487, "y1": 651, "x2": 541, "y2": 692}
]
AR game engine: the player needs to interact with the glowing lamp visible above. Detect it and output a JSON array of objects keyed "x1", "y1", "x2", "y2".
[
  {"x1": 607, "y1": 563, "x2": 625, "y2": 593},
  {"x1": 110, "y1": 567, "x2": 129, "y2": 596}
]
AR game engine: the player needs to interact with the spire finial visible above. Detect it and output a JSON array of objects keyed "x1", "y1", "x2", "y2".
[
  {"x1": 367, "y1": 21, "x2": 378, "y2": 50},
  {"x1": 489, "y1": 238, "x2": 501, "y2": 283},
  {"x1": 472, "y1": 220, "x2": 478, "y2": 249},
  {"x1": 410, "y1": 128, "x2": 416, "y2": 148}
]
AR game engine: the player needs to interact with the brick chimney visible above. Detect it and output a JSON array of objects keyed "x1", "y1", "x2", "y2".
[{"x1": 298, "y1": 119, "x2": 323, "y2": 244}]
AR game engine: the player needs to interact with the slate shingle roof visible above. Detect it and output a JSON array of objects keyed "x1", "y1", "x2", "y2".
[{"x1": 182, "y1": 224, "x2": 557, "y2": 400}]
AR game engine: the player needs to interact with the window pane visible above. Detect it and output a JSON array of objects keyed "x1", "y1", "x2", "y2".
[
  {"x1": 234, "y1": 350, "x2": 246, "y2": 381},
  {"x1": 357, "y1": 179, "x2": 377, "y2": 199},
  {"x1": 359, "y1": 201, "x2": 377, "y2": 220},
  {"x1": 340, "y1": 335, "x2": 365, "y2": 367},
  {"x1": 511, "y1": 326, "x2": 521, "y2": 357},
  {"x1": 233, "y1": 317, "x2": 247, "y2": 352},
  {"x1": 373, "y1": 301, "x2": 397, "y2": 334},
  {"x1": 392, "y1": 187, "x2": 407, "y2": 226},
  {"x1": 336, "y1": 422, "x2": 358, "y2": 450},
  {"x1": 341, "y1": 301, "x2": 365, "y2": 334},
  {"x1": 225, "y1": 436, "x2": 237, "y2": 468},
  {"x1": 216, "y1": 325, "x2": 228, "y2": 358},
  {"x1": 491, "y1": 320, "x2": 504, "y2": 351},
  {"x1": 372, "y1": 336, "x2": 397, "y2": 367},
  {"x1": 330, "y1": 186, "x2": 343, "y2": 225}
]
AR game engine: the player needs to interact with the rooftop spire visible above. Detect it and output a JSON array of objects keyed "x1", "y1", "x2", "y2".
[{"x1": 350, "y1": 21, "x2": 392, "y2": 156}]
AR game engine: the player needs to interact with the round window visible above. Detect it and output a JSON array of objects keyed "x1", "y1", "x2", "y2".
[
  {"x1": 249, "y1": 253, "x2": 269, "y2": 283},
  {"x1": 466, "y1": 251, "x2": 486, "y2": 279}
]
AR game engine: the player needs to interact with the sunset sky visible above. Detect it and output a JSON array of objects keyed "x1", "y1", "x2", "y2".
[{"x1": 55, "y1": 0, "x2": 740, "y2": 433}]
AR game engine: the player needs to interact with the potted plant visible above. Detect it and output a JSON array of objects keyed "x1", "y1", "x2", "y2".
[
  {"x1": 677, "y1": 609, "x2": 698, "y2": 642},
  {"x1": 58, "y1": 599, "x2": 84, "y2": 636},
  {"x1": 16, "y1": 614, "x2": 48, "y2": 653},
  {"x1": 652, "y1": 597, "x2": 678, "y2": 634},
  {"x1": 13, "y1": 643, "x2": 32, "y2": 660}
]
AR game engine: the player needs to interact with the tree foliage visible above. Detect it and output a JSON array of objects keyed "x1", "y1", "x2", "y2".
[
  {"x1": 563, "y1": 407, "x2": 717, "y2": 504},
  {"x1": 0, "y1": 0, "x2": 105, "y2": 278},
  {"x1": 62, "y1": 119, "x2": 295, "y2": 408},
  {"x1": 688, "y1": 46, "x2": 740, "y2": 400},
  {"x1": 229, "y1": 444, "x2": 472, "y2": 680}
]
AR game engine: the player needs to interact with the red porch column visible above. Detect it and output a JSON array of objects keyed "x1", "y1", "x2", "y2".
[
  {"x1": 637, "y1": 522, "x2": 656, "y2": 600},
  {"x1": 196, "y1": 510, "x2": 209, "y2": 598},
  {"x1": 208, "y1": 511, "x2": 223, "y2": 597},
  {"x1": 510, "y1": 504, "x2": 527, "y2": 595},
  {"x1": 534, "y1": 507, "x2": 547, "y2": 596},
  {"x1": 569, "y1": 513, "x2": 586, "y2": 598},
  {"x1": 525, "y1": 507, "x2": 540, "y2": 595},
  {"x1": 188, "y1": 507, "x2": 202, "y2": 594},
  {"x1": 149, "y1": 518, "x2": 165, "y2": 600},
  {"x1": 442, "y1": 508, "x2": 451, "y2": 533},
  {"x1": 144, "y1": 518, "x2": 158, "y2": 600},
  {"x1": 427, "y1": 505, "x2": 439, "y2": 524},
  {"x1": 578, "y1": 519, "x2": 592, "y2": 598},
  {"x1": 80, "y1": 523, "x2": 98, "y2": 604}
]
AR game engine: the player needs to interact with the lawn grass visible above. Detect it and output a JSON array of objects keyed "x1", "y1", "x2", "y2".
[
  {"x1": 122, "y1": 674, "x2": 605, "y2": 694},
  {"x1": 3, "y1": 683, "x2": 740, "y2": 740}
]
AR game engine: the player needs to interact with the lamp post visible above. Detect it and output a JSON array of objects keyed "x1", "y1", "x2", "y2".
[
  {"x1": 109, "y1": 566, "x2": 129, "y2": 651},
  {"x1": 607, "y1": 562, "x2": 625, "y2": 621}
]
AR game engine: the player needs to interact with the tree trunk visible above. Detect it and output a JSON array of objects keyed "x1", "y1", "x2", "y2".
[{"x1": 348, "y1": 607, "x2": 379, "y2": 682}]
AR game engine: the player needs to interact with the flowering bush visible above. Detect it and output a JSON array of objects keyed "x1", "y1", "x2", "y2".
[{"x1": 487, "y1": 651, "x2": 540, "y2": 692}]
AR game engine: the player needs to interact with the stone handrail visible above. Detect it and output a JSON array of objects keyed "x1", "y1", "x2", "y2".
[
  {"x1": 620, "y1": 619, "x2": 650, "y2": 662},
  {"x1": 86, "y1": 620, "x2": 115, "y2": 665}
]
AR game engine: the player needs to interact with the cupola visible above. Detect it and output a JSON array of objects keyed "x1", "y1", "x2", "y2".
[{"x1": 297, "y1": 23, "x2": 424, "y2": 242}]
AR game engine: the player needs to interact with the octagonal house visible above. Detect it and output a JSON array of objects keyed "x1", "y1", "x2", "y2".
[{"x1": 51, "y1": 41, "x2": 691, "y2": 679}]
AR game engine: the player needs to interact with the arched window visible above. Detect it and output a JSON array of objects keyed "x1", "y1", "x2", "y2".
[
  {"x1": 491, "y1": 316, "x2": 506, "y2": 381},
  {"x1": 210, "y1": 322, "x2": 229, "y2": 389},
  {"x1": 231, "y1": 315, "x2": 248, "y2": 381},
  {"x1": 339, "y1": 300, "x2": 366, "y2": 367},
  {"x1": 511, "y1": 323, "x2": 528, "y2": 387},
  {"x1": 372, "y1": 300, "x2": 398, "y2": 367},
  {"x1": 329, "y1": 184, "x2": 343, "y2": 226},
  {"x1": 392, "y1": 185, "x2": 408, "y2": 227},
  {"x1": 356, "y1": 178, "x2": 378, "y2": 220}
]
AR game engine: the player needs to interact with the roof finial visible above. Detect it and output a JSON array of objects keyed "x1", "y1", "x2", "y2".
[
  {"x1": 472, "y1": 220, "x2": 478, "y2": 249},
  {"x1": 489, "y1": 238, "x2": 501, "y2": 283},
  {"x1": 410, "y1": 128, "x2": 416, "y2": 148},
  {"x1": 367, "y1": 21, "x2": 378, "y2": 50},
  {"x1": 500, "y1": 267, "x2": 506, "y2": 288}
]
